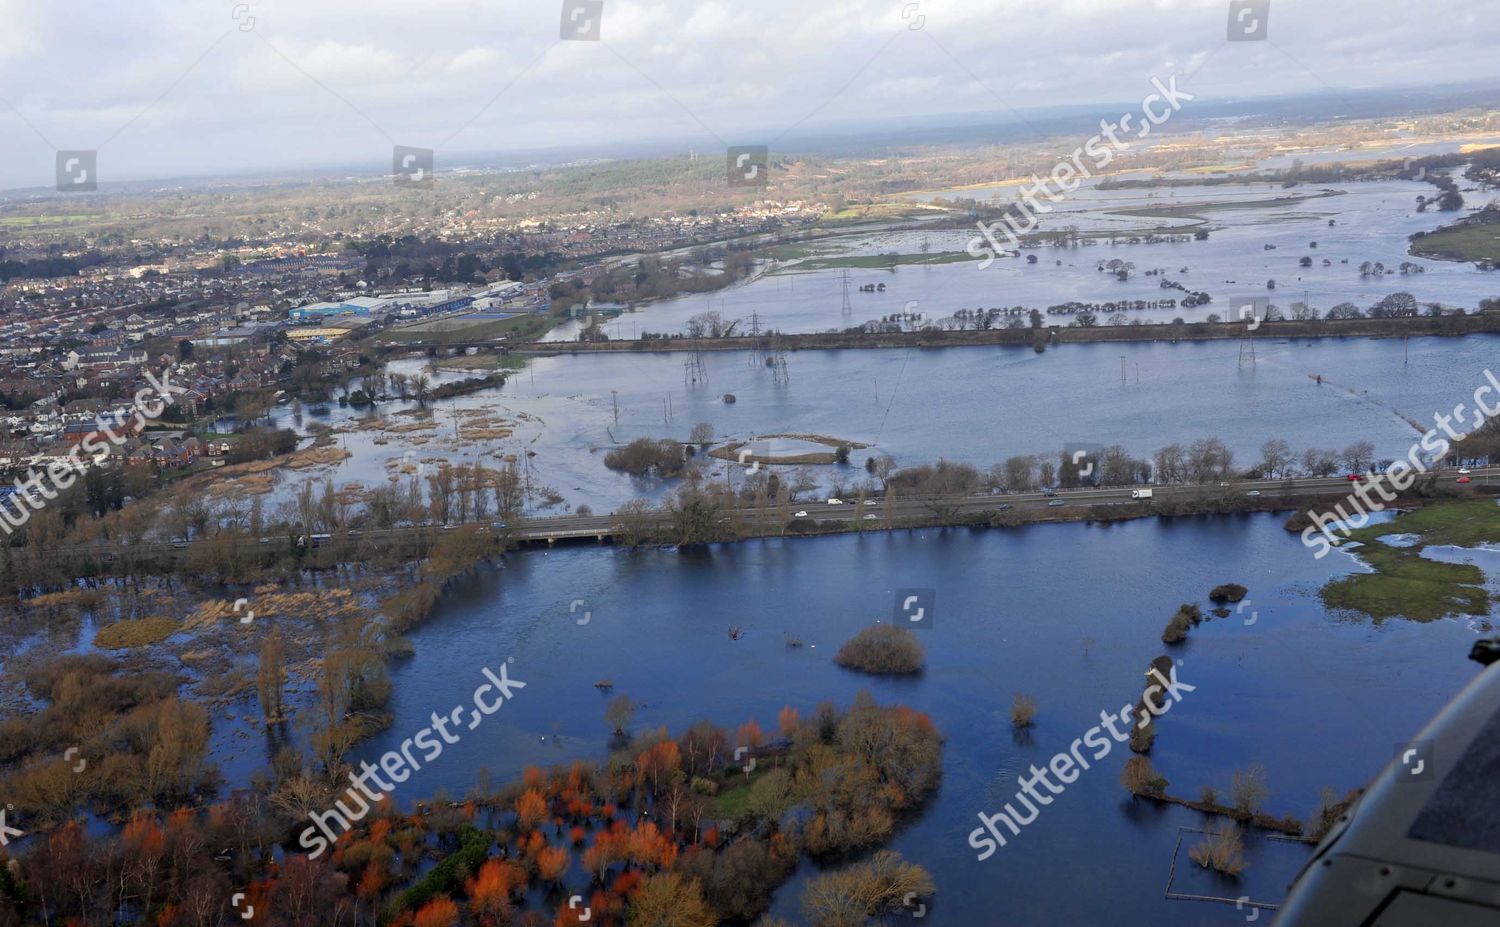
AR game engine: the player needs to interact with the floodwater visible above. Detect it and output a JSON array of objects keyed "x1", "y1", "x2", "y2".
[
  {"x1": 553, "y1": 173, "x2": 1498, "y2": 340},
  {"x1": 206, "y1": 511, "x2": 1485, "y2": 925},
  {"x1": 265, "y1": 334, "x2": 1499, "y2": 516},
  {"x1": 199, "y1": 166, "x2": 1500, "y2": 922},
  {"x1": 248, "y1": 330, "x2": 1500, "y2": 519},
  {"x1": 244, "y1": 164, "x2": 1500, "y2": 518},
  {"x1": 190, "y1": 143, "x2": 1500, "y2": 924}
]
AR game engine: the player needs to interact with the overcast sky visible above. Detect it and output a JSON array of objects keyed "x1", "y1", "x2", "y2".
[{"x1": 2, "y1": 0, "x2": 1499, "y2": 191}]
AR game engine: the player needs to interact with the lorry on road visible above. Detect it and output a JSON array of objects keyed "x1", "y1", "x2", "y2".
[{"x1": 1131, "y1": 489, "x2": 1154, "y2": 500}]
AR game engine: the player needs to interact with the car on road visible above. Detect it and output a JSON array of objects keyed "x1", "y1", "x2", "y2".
[
  {"x1": 996, "y1": 503, "x2": 1012, "y2": 511},
  {"x1": 1047, "y1": 499, "x2": 1065, "y2": 507},
  {"x1": 1043, "y1": 489, "x2": 1058, "y2": 498},
  {"x1": 1346, "y1": 474, "x2": 1364, "y2": 481},
  {"x1": 863, "y1": 513, "x2": 878, "y2": 520},
  {"x1": 864, "y1": 499, "x2": 879, "y2": 506},
  {"x1": 794, "y1": 511, "x2": 808, "y2": 517},
  {"x1": 1457, "y1": 476, "x2": 1472, "y2": 484},
  {"x1": 1459, "y1": 468, "x2": 1472, "y2": 475},
  {"x1": 1247, "y1": 490, "x2": 1262, "y2": 496}
]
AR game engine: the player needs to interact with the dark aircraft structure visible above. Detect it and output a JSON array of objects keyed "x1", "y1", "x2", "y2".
[{"x1": 1275, "y1": 638, "x2": 1500, "y2": 925}]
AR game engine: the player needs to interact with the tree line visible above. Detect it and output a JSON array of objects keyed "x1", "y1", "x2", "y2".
[{"x1": 0, "y1": 696, "x2": 939, "y2": 927}]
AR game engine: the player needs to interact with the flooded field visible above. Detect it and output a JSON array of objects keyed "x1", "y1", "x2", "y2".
[
  {"x1": 248, "y1": 334, "x2": 1500, "y2": 516},
  {"x1": 199, "y1": 511, "x2": 1490, "y2": 925},
  {"x1": 552, "y1": 173, "x2": 1498, "y2": 341},
  {"x1": 222, "y1": 157, "x2": 1500, "y2": 521}
]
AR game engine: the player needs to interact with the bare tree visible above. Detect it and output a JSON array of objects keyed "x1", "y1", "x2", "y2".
[
  {"x1": 1154, "y1": 444, "x2": 1187, "y2": 483},
  {"x1": 606, "y1": 695, "x2": 639, "y2": 736},
  {"x1": 1342, "y1": 441, "x2": 1376, "y2": 474},
  {"x1": 1004, "y1": 456, "x2": 1035, "y2": 492},
  {"x1": 1231, "y1": 764, "x2": 1269, "y2": 819},
  {"x1": 1187, "y1": 439, "x2": 1234, "y2": 483},
  {"x1": 685, "y1": 311, "x2": 728, "y2": 339},
  {"x1": 1099, "y1": 445, "x2": 1138, "y2": 486},
  {"x1": 887, "y1": 460, "x2": 981, "y2": 518},
  {"x1": 257, "y1": 629, "x2": 288, "y2": 724},
  {"x1": 1259, "y1": 439, "x2": 1293, "y2": 479},
  {"x1": 788, "y1": 467, "x2": 818, "y2": 502}
]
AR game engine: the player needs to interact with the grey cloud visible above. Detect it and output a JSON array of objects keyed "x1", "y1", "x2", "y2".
[{"x1": 0, "y1": 0, "x2": 1497, "y2": 189}]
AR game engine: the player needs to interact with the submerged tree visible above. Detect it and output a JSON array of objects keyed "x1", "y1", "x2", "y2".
[
  {"x1": 257, "y1": 629, "x2": 287, "y2": 725},
  {"x1": 1189, "y1": 821, "x2": 1246, "y2": 876},
  {"x1": 800, "y1": 851, "x2": 933, "y2": 927},
  {"x1": 606, "y1": 695, "x2": 639, "y2": 736}
]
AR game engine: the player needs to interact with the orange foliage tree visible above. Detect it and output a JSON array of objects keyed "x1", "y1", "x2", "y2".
[
  {"x1": 536, "y1": 845, "x2": 570, "y2": 883},
  {"x1": 412, "y1": 895, "x2": 460, "y2": 927},
  {"x1": 465, "y1": 858, "x2": 524, "y2": 924},
  {"x1": 735, "y1": 719, "x2": 765, "y2": 752},
  {"x1": 627, "y1": 822, "x2": 677, "y2": 871},
  {"x1": 581, "y1": 823, "x2": 629, "y2": 881},
  {"x1": 516, "y1": 787, "x2": 549, "y2": 831},
  {"x1": 637, "y1": 740, "x2": 681, "y2": 795},
  {"x1": 357, "y1": 862, "x2": 388, "y2": 900}
]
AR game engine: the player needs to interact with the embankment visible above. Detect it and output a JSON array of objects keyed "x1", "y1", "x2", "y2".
[{"x1": 507, "y1": 313, "x2": 1500, "y2": 355}]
